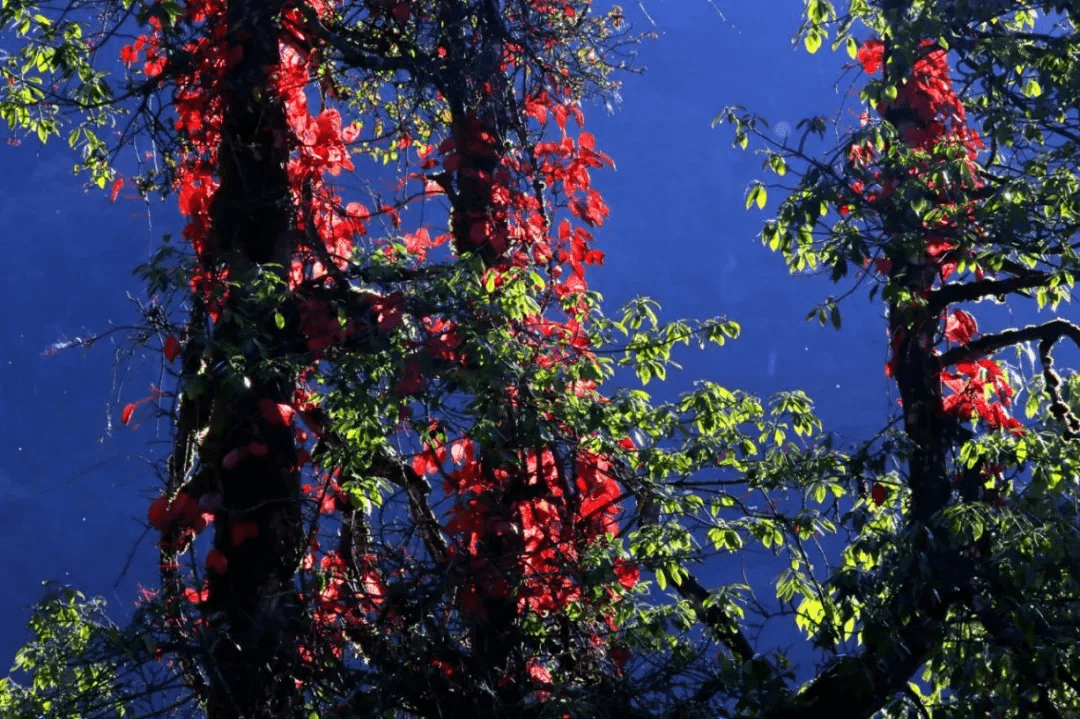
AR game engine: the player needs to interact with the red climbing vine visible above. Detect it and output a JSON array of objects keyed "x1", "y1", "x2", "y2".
[
  {"x1": 116, "y1": 0, "x2": 644, "y2": 716},
  {"x1": 851, "y1": 36, "x2": 1023, "y2": 439}
]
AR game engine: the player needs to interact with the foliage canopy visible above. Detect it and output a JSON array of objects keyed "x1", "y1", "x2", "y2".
[{"x1": 4, "y1": 0, "x2": 1080, "y2": 718}]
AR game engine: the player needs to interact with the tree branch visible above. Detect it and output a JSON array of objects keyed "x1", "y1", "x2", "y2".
[
  {"x1": 937, "y1": 317, "x2": 1080, "y2": 368},
  {"x1": 926, "y1": 272, "x2": 1048, "y2": 313},
  {"x1": 671, "y1": 570, "x2": 755, "y2": 662}
]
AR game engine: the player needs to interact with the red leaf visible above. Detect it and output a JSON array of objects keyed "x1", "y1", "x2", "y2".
[
  {"x1": 381, "y1": 204, "x2": 401, "y2": 228},
  {"x1": 526, "y1": 659, "x2": 552, "y2": 684},
  {"x1": 450, "y1": 439, "x2": 469, "y2": 464},
  {"x1": 404, "y1": 227, "x2": 431, "y2": 259},
  {"x1": 939, "y1": 260, "x2": 958, "y2": 282},
  {"x1": 609, "y1": 644, "x2": 631, "y2": 668},
  {"x1": 857, "y1": 39, "x2": 885, "y2": 75},
  {"x1": 257, "y1": 398, "x2": 294, "y2": 426},
  {"x1": 143, "y1": 53, "x2": 166, "y2": 78},
  {"x1": 394, "y1": 356, "x2": 424, "y2": 396},
  {"x1": 148, "y1": 496, "x2": 170, "y2": 531},
  {"x1": 222, "y1": 447, "x2": 249, "y2": 470},
  {"x1": 925, "y1": 237, "x2": 955, "y2": 258},
  {"x1": 390, "y1": 0, "x2": 409, "y2": 22},
  {"x1": 121, "y1": 403, "x2": 136, "y2": 426},
  {"x1": 977, "y1": 359, "x2": 1003, "y2": 378},
  {"x1": 940, "y1": 370, "x2": 966, "y2": 394},
  {"x1": 373, "y1": 293, "x2": 405, "y2": 333},
  {"x1": 110, "y1": 178, "x2": 124, "y2": 203},
  {"x1": 230, "y1": 519, "x2": 260, "y2": 546},
  {"x1": 613, "y1": 558, "x2": 640, "y2": 589},
  {"x1": 558, "y1": 219, "x2": 572, "y2": 241},
  {"x1": 871, "y1": 483, "x2": 887, "y2": 506},
  {"x1": 944, "y1": 310, "x2": 978, "y2": 345},
  {"x1": 569, "y1": 105, "x2": 585, "y2": 128},
  {"x1": 206, "y1": 548, "x2": 228, "y2": 574},
  {"x1": 430, "y1": 658, "x2": 454, "y2": 676},
  {"x1": 170, "y1": 492, "x2": 200, "y2": 526},
  {"x1": 163, "y1": 335, "x2": 181, "y2": 363},
  {"x1": 525, "y1": 99, "x2": 547, "y2": 124}
]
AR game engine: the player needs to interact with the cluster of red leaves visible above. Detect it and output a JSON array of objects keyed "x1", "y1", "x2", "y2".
[
  {"x1": 395, "y1": 56, "x2": 633, "y2": 622},
  {"x1": 134, "y1": 0, "x2": 357, "y2": 313},
  {"x1": 866, "y1": 40, "x2": 983, "y2": 156},
  {"x1": 276, "y1": 35, "x2": 370, "y2": 288},
  {"x1": 940, "y1": 309, "x2": 1020, "y2": 434},
  {"x1": 119, "y1": 17, "x2": 166, "y2": 78},
  {"x1": 941, "y1": 360, "x2": 1021, "y2": 434},
  {"x1": 147, "y1": 491, "x2": 216, "y2": 552},
  {"x1": 429, "y1": 93, "x2": 612, "y2": 317},
  {"x1": 845, "y1": 39, "x2": 985, "y2": 254},
  {"x1": 296, "y1": 549, "x2": 386, "y2": 662},
  {"x1": 442, "y1": 114, "x2": 516, "y2": 260},
  {"x1": 294, "y1": 290, "x2": 407, "y2": 360},
  {"x1": 431, "y1": 441, "x2": 635, "y2": 617},
  {"x1": 136, "y1": 0, "x2": 631, "y2": 688},
  {"x1": 530, "y1": 104, "x2": 613, "y2": 309},
  {"x1": 151, "y1": 0, "x2": 229, "y2": 317},
  {"x1": 853, "y1": 38, "x2": 1022, "y2": 438}
]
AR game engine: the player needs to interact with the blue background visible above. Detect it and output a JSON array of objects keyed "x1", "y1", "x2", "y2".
[{"x1": 0, "y1": 1, "x2": 892, "y2": 665}]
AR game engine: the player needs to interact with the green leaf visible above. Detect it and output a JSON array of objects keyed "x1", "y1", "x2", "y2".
[
  {"x1": 846, "y1": 35, "x2": 858, "y2": 59},
  {"x1": 1025, "y1": 392, "x2": 1039, "y2": 419},
  {"x1": 768, "y1": 154, "x2": 787, "y2": 176},
  {"x1": 746, "y1": 182, "x2": 767, "y2": 210}
]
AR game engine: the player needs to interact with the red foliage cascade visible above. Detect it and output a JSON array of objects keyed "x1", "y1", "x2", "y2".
[
  {"x1": 136, "y1": 0, "x2": 637, "y2": 709},
  {"x1": 854, "y1": 37, "x2": 1022, "y2": 438}
]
